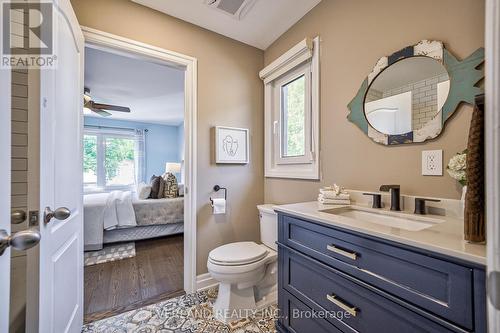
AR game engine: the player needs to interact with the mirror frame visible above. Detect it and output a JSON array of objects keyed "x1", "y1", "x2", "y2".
[{"x1": 348, "y1": 40, "x2": 484, "y2": 145}]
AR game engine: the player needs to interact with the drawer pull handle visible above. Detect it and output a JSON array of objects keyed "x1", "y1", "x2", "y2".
[
  {"x1": 326, "y1": 294, "x2": 358, "y2": 317},
  {"x1": 327, "y1": 244, "x2": 358, "y2": 260}
]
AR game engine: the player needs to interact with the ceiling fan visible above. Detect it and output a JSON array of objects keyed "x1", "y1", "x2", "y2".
[{"x1": 83, "y1": 87, "x2": 131, "y2": 117}]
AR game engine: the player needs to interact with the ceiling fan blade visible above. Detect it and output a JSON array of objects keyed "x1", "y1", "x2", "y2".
[
  {"x1": 92, "y1": 103, "x2": 131, "y2": 113},
  {"x1": 92, "y1": 108, "x2": 112, "y2": 117}
]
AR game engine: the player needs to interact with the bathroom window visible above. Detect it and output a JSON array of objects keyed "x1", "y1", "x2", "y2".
[
  {"x1": 281, "y1": 75, "x2": 306, "y2": 159},
  {"x1": 275, "y1": 64, "x2": 312, "y2": 164},
  {"x1": 260, "y1": 37, "x2": 320, "y2": 179}
]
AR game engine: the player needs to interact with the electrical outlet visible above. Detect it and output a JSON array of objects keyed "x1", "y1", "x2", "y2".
[{"x1": 422, "y1": 150, "x2": 443, "y2": 176}]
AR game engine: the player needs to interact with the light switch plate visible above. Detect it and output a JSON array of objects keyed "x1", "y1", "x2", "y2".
[{"x1": 422, "y1": 150, "x2": 443, "y2": 176}]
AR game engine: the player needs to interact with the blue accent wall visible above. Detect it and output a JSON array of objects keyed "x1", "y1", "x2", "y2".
[
  {"x1": 177, "y1": 123, "x2": 184, "y2": 161},
  {"x1": 84, "y1": 117, "x2": 183, "y2": 181},
  {"x1": 177, "y1": 123, "x2": 185, "y2": 183}
]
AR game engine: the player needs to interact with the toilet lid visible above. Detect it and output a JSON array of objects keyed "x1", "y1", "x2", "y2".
[{"x1": 209, "y1": 241, "x2": 268, "y2": 265}]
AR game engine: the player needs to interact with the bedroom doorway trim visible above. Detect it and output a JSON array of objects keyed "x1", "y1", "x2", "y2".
[{"x1": 81, "y1": 26, "x2": 198, "y2": 293}]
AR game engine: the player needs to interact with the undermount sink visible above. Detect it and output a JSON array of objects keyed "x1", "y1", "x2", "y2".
[{"x1": 320, "y1": 206, "x2": 445, "y2": 231}]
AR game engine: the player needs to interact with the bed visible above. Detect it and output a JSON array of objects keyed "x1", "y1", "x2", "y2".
[{"x1": 84, "y1": 192, "x2": 184, "y2": 251}]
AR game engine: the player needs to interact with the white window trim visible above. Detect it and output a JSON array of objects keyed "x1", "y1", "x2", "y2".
[{"x1": 260, "y1": 36, "x2": 320, "y2": 179}]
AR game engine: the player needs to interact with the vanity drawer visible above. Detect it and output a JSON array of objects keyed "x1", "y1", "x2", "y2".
[
  {"x1": 278, "y1": 290, "x2": 343, "y2": 333},
  {"x1": 281, "y1": 247, "x2": 455, "y2": 333},
  {"x1": 279, "y1": 214, "x2": 475, "y2": 330}
]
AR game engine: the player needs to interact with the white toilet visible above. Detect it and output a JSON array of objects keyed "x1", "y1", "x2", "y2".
[{"x1": 207, "y1": 204, "x2": 278, "y2": 322}]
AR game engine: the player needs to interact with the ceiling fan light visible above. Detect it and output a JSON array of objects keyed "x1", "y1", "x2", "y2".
[{"x1": 83, "y1": 94, "x2": 92, "y2": 107}]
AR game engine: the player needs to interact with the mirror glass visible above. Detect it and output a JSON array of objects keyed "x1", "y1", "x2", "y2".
[{"x1": 364, "y1": 57, "x2": 450, "y2": 135}]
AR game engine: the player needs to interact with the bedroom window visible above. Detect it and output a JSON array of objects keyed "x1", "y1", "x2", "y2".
[
  {"x1": 260, "y1": 36, "x2": 320, "y2": 179},
  {"x1": 83, "y1": 134, "x2": 98, "y2": 187},
  {"x1": 83, "y1": 127, "x2": 144, "y2": 192},
  {"x1": 104, "y1": 137, "x2": 136, "y2": 186}
]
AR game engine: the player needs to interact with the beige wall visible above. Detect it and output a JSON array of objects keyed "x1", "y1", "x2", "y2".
[
  {"x1": 71, "y1": 0, "x2": 264, "y2": 275},
  {"x1": 264, "y1": 0, "x2": 484, "y2": 203}
]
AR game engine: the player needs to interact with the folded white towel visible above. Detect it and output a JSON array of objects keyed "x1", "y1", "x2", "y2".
[
  {"x1": 321, "y1": 184, "x2": 347, "y2": 194},
  {"x1": 318, "y1": 194, "x2": 351, "y2": 205},
  {"x1": 318, "y1": 198, "x2": 351, "y2": 205},
  {"x1": 319, "y1": 190, "x2": 350, "y2": 200}
]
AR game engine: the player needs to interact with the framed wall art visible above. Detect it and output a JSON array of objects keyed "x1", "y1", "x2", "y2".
[{"x1": 215, "y1": 126, "x2": 249, "y2": 164}]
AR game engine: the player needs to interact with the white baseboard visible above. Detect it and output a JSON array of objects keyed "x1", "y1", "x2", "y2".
[{"x1": 196, "y1": 273, "x2": 218, "y2": 291}]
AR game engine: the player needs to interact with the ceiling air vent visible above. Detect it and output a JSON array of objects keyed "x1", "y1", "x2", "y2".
[{"x1": 204, "y1": 0, "x2": 257, "y2": 20}]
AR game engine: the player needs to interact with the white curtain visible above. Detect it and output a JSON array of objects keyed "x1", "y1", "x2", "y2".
[{"x1": 134, "y1": 129, "x2": 146, "y2": 184}]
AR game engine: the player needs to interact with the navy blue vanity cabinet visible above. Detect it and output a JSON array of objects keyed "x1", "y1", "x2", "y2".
[
  {"x1": 277, "y1": 290, "x2": 344, "y2": 333},
  {"x1": 276, "y1": 212, "x2": 487, "y2": 333}
]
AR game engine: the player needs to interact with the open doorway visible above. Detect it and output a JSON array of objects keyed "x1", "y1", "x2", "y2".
[{"x1": 81, "y1": 44, "x2": 187, "y2": 323}]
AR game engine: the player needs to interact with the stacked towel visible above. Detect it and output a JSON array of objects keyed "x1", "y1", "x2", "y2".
[{"x1": 318, "y1": 184, "x2": 351, "y2": 205}]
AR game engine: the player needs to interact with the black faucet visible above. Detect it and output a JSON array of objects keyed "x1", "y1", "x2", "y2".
[
  {"x1": 379, "y1": 185, "x2": 401, "y2": 211},
  {"x1": 363, "y1": 193, "x2": 382, "y2": 208},
  {"x1": 414, "y1": 198, "x2": 441, "y2": 215}
]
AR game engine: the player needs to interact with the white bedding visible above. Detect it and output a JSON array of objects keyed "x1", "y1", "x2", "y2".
[
  {"x1": 84, "y1": 191, "x2": 137, "y2": 250},
  {"x1": 83, "y1": 193, "x2": 107, "y2": 251},
  {"x1": 84, "y1": 191, "x2": 184, "y2": 251},
  {"x1": 103, "y1": 191, "x2": 137, "y2": 230}
]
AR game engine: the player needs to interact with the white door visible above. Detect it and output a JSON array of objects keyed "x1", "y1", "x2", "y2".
[
  {"x1": 486, "y1": 0, "x2": 500, "y2": 331},
  {"x1": 38, "y1": 0, "x2": 84, "y2": 332},
  {"x1": 0, "y1": 44, "x2": 12, "y2": 333}
]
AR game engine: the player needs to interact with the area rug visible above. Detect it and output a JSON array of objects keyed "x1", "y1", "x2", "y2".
[
  {"x1": 82, "y1": 287, "x2": 278, "y2": 333},
  {"x1": 84, "y1": 242, "x2": 136, "y2": 266}
]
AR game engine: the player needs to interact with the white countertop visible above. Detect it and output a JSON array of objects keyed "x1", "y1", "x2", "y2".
[{"x1": 273, "y1": 201, "x2": 486, "y2": 266}]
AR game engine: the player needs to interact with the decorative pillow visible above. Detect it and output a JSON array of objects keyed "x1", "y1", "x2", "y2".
[
  {"x1": 162, "y1": 172, "x2": 179, "y2": 198},
  {"x1": 149, "y1": 175, "x2": 161, "y2": 199},
  {"x1": 137, "y1": 182, "x2": 152, "y2": 200},
  {"x1": 157, "y1": 177, "x2": 166, "y2": 199}
]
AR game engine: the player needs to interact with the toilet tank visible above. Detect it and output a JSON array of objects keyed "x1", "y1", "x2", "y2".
[{"x1": 258, "y1": 204, "x2": 277, "y2": 251}]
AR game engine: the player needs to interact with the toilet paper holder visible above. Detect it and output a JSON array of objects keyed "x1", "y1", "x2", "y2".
[{"x1": 210, "y1": 185, "x2": 227, "y2": 206}]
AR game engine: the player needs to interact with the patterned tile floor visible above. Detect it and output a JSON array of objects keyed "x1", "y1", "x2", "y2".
[{"x1": 82, "y1": 288, "x2": 278, "y2": 333}]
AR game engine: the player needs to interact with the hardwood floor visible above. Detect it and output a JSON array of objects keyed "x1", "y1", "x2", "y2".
[{"x1": 84, "y1": 235, "x2": 184, "y2": 323}]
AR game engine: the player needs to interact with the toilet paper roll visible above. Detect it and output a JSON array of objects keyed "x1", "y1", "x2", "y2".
[{"x1": 211, "y1": 198, "x2": 226, "y2": 214}]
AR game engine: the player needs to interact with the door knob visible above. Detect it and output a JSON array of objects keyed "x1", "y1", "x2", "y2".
[
  {"x1": 0, "y1": 229, "x2": 41, "y2": 255},
  {"x1": 44, "y1": 206, "x2": 71, "y2": 224},
  {"x1": 11, "y1": 210, "x2": 27, "y2": 224}
]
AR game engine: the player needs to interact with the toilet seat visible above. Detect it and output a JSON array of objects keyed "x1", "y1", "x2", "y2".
[
  {"x1": 208, "y1": 242, "x2": 277, "y2": 276},
  {"x1": 208, "y1": 248, "x2": 277, "y2": 275},
  {"x1": 209, "y1": 241, "x2": 268, "y2": 266}
]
